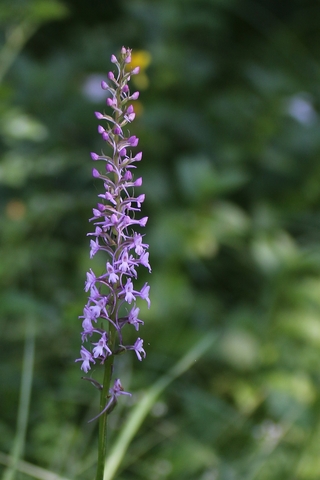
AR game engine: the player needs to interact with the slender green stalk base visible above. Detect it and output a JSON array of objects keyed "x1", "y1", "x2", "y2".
[
  {"x1": 95, "y1": 321, "x2": 117, "y2": 480},
  {"x1": 95, "y1": 352, "x2": 114, "y2": 480}
]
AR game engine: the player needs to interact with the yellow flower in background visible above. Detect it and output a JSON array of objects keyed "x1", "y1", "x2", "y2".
[
  {"x1": 132, "y1": 99, "x2": 144, "y2": 117},
  {"x1": 6, "y1": 200, "x2": 26, "y2": 220},
  {"x1": 127, "y1": 50, "x2": 152, "y2": 90}
]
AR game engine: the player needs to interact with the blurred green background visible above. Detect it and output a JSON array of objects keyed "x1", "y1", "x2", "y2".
[{"x1": 2, "y1": 0, "x2": 320, "y2": 479}]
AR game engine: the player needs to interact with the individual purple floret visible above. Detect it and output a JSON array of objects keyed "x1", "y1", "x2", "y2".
[{"x1": 76, "y1": 47, "x2": 151, "y2": 393}]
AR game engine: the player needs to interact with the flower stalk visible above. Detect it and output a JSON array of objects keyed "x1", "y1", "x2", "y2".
[{"x1": 76, "y1": 47, "x2": 151, "y2": 480}]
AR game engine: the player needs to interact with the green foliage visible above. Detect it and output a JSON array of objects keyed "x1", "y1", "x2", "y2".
[{"x1": 2, "y1": 0, "x2": 320, "y2": 479}]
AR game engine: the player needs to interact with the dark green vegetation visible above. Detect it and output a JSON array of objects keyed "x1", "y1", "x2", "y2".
[{"x1": 2, "y1": 0, "x2": 320, "y2": 479}]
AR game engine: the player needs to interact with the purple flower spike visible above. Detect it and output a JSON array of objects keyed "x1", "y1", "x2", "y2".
[{"x1": 77, "y1": 48, "x2": 151, "y2": 406}]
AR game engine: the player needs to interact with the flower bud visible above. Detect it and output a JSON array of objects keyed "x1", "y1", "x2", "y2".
[
  {"x1": 134, "y1": 177, "x2": 142, "y2": 186},
  {"x1": 128, "y1": 135, "x2": 139, "y2": 147},
  {"x1": 124, "y1": 170, "x2": 132, "y2": 181}
]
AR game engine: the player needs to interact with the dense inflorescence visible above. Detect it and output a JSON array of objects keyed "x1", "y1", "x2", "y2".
[{"x1": 76, "y1": 47, "x2": 151, "y2": 396}]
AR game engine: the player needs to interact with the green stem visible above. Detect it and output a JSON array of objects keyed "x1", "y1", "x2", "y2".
[{"x1": 95, "y1": 330, "x2": 115, "y2": 480}]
